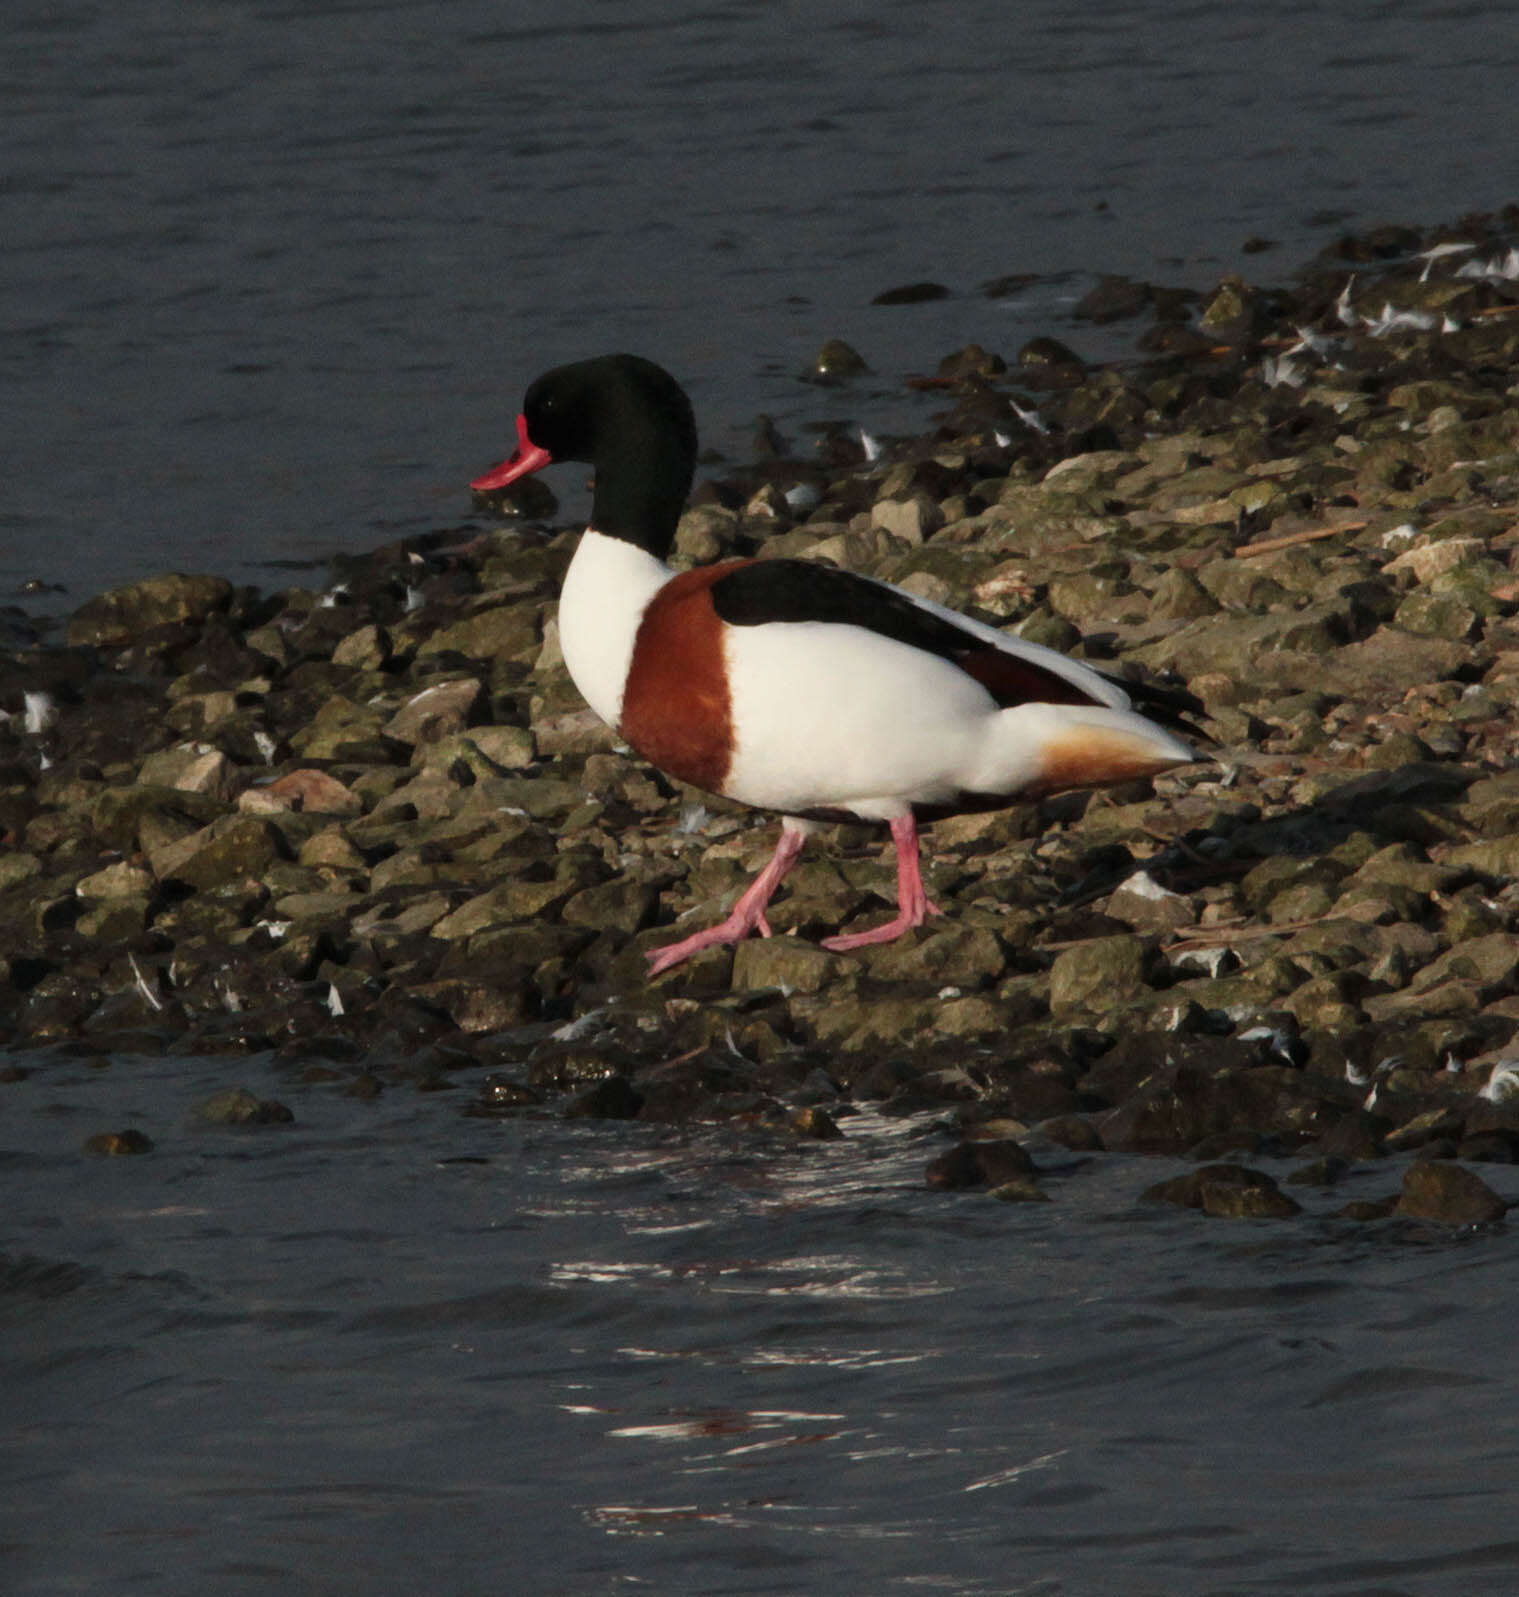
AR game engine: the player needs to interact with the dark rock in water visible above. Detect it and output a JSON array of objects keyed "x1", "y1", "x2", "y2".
[
  {"x1": 980, "y1": 272, "x2": 1042, "y2": 299},
  {"x1": 632, "y1": 1050, "x2": 765, "y2": 1124},
  {"x1": 788, "y1": 1105, "x2": 843, "y2": 1140},
  {"x1": 1198, "y1": 275, "x2": 1265, "y2": 344},
  {"x1": 1316, "y1": 1109, "x2": 1395, "y2": 1165},
  {"x1": 1456, "y1": 1129, "x2": 1519, "y2": 1163},
  {"x1": 1142, "y1": 1163, "x2": 1302, "y2": 1219},
  {"x1": 468, "y1": 1075, "x2": 544, "y2": 1115},
  {"x1": 1394, "y1": 1160, "x2": 1508, "y2": 1224},
  {"x1": 926, "y1": 1137, "x2": 1036, "y2": 1191},
  {"x1": 67, "y1": 573, "x2": 233, "y2": 649},
  {"x1": 1072, "y1": 275, "x2": 1150, "y2": 323},
  {"x1": 804, "y1": 338, "x2": 870, "y2": 382},
  {"x1": 1036, "y1": 1114, "x2": 1105, "y2": 1152},
  {"x1": 1285, "y1": 1155, "x2": 1350, "y2": 1187},
  {"x1": 83, "y1": 1128, "x2": 154, "y2": 1156},
  {"x1": 990, "y1": 1175, "x2": 1050, "y2": 1202},
  {"x1": 925, "y1": 1142, "x2": 987, "y2": 1190},
  {"x1": 871, "y1": 281, "x2": 950, "y2": 305},
  {"x1": 1017, "y1": 335, "x2": 1084, "y2": 368},
  {"x1": 1327, "y1": 223, "x2": 1423, "y2": 263},
  {"x1": 1098, "y1": 1060, "x2": 1335, "y2": 1162},
  {"x1": 195, "y1": 1087, "x2": 294, "y2": 1126},
  {"x1": 471, "y1": 475, "x2": 557, "y2": 520},
  {"x1": 562, "y1": 1075, "x2": 642, "y2": 1119},
  {"x1": 750, "y1": 414, "x2": 789, "y2": 459},
  {"x1": 529, "y1": 1048, "x2": 624, "y2": 1091},
  {"x1": 1187, "y1": 1130, "x2": 1267, "y2": 1162},
  {"x1": 936, "y1": 343, "x2": 1006, "y2": 379},
  {"x1": 19, "y1": 973, "x2": 100, "y2": 1039},
  {"x1": 1136, "y1": 323, "x2": 1218, "y2": 357}
]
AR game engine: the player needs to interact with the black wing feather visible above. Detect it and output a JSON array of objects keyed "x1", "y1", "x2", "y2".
[
  {"x1": 710, "y1": 560, "x2": 977, "y2": 658},
  {"x1": 708, "y1": 559, "x2": 1105, "y2": 710}
]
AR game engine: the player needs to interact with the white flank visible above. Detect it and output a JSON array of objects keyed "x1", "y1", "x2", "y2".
[{"x1": 723, "y1": 622, "x2": 1191, "y2": 817}]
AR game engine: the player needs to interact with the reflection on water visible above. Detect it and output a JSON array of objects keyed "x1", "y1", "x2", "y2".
[{"x1": 3, "y1": 1050, "x2": 1518, "y2": 1594}]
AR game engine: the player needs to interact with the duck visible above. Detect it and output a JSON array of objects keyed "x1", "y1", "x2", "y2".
[{"x1": 471, "y1": 353, "x2": 1200, "y2": 977}]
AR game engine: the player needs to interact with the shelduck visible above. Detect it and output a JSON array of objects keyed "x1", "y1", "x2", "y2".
[{"x1": 472, "y1": 354, "x2": 1200, "y2": 976}]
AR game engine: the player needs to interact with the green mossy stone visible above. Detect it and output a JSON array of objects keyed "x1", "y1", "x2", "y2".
[{"x1": 1049, "y1": 935, "x2": 1149, "y2": 1020}]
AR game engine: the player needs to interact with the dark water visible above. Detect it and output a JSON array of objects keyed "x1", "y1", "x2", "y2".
[
  {"x1": 5, "y1": 1050, "x2": 1519, "y2": 1597},
  {"x1": 6, "y1": 6, "x2": 1519, "y2": 1591},
  {"x1": 3, "y1": 0, "x2": 1517, "y2": 605}
]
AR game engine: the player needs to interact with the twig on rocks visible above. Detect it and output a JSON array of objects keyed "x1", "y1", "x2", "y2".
[{"x1": 1233, "y1": 520, "x2": 1367, "y2": 559}]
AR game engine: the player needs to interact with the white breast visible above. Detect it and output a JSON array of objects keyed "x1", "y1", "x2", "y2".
[{"x1": 556, "y1": 530, "x2": 671, "y2": 728}]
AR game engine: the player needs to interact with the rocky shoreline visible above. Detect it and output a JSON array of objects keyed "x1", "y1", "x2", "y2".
[{"x1": 5, "y1": 209, "x2": 1519, "y2": 1220}]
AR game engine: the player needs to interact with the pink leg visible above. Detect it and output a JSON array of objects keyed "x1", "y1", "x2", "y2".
[
  {"x1": 646, "y1": 822, "x2": 809, "y2": 977},
  {"x1": 820, "y1": 813, "x2": 943, "y2": 953}
]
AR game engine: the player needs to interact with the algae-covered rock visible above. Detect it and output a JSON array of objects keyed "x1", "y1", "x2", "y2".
[
  {"x1": 1394, "y1": 591, "x2": 1480, "y2": 640},
  {"x1": 383, "y1": 678, "x2": 484, "y2": 746},
  {"x1": 925, "y1": 1137, "x2": 1037, "y2": 1191},
  {"x1": 68, "y1": 573, "x2": 233, "y2": 648},
  {"x1": 1443, "y1": 834, "x2": 1519, "y2": 879},
  {"x1": 731, "y1": 938, "x2": 843, "y2": 994},
  {"x1": 92, "y1": 785, "x2": 228, "y2": 852},
  {"x1": 196, "y1": 1087, "x2": 294, "y2": 1126},
  {"x1": 138, "y1": 747, "x2": 241, "y2": 800},
  {"x1": 1049, "y1": 935, "x2": 1150, "y2": 1019},
  {"x1": 408, "y1": 978, "x2": 530, "y2": 1034},
  {"x1": 1101, "y1": 1060, "x2": 1339, "y2": 1155},
  {"x1": 418, "y1": 726, "x2": 536, "y2": 775},
  {"x1": 1394, "y1": 1160, "x2": 1508, "y2": 1224},
  {"x1": 75, "y1": 861, "x2": 155, "y2": 901},
  {"x1": 152, "y1": 817, "x2": 286, "y2": 892},
  {"x1": 1142, "y1": 1163, "x2": 1302, "y2": 1219},
  {"x1": 83, "y1": 1128, "x2": 155, "y2": 1157}
]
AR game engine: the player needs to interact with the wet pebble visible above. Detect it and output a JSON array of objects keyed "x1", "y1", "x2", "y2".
[
  {"x1": 1142, "y1": 1163, "x2": 1303, "y2": 1220},
  {"x1": 82, "y1": 1128, "x2": 154, "y2": 1156},
  {"x1": 195, "y1": 1088, "x2": 295, "y2": 1126}
]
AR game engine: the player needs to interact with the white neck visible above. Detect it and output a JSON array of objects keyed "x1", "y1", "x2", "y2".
[{"x1": 557, "y1": 528, "x2": 672, "y2": 729}]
